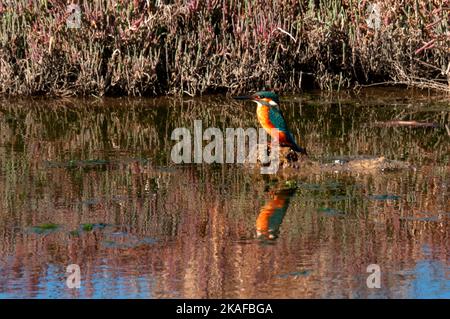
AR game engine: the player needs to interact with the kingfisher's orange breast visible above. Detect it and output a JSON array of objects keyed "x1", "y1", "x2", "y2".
[
  {"x1": 256, "y1": 105, "x2": 274, "y2": 131},
  {"x1": 256, "y1": 105, "x2": 289, "y2": 143}
]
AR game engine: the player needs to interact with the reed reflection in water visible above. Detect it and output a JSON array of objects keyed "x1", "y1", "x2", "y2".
[{"x1": 0, "y1": 89, "x2": 448, "y2": 298}]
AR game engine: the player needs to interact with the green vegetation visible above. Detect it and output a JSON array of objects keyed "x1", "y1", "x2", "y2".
[
  {"x1": 0, "y1": 0, "x2": 449, "y2": 96},
  {"x1": 30, "y1": 223, "x2": 59, "y2": 234},
  {"x1": 82, "y1": 223, "x2": 94, "y2": 231}
]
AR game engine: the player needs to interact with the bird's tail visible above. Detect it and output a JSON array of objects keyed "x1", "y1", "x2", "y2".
[
  {"x1": 285, "y1": 132, "x2": 308, "y2": 155},
  {"x1": 291, "y1": 142, "x2": 308, "y2": 156}
]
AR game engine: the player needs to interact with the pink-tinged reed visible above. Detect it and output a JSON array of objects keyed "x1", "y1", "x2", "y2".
[{"x1": 0, "y1": 0, "x2": 449, "y2": 96}]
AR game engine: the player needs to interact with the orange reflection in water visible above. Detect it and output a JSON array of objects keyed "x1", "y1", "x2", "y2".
[{"x1": 256, "y1": 188, "x2": 296, "y2": 241}]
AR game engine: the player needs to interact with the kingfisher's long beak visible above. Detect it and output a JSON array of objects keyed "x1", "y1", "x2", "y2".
[{"x1": 233, "y1": 95, "x2": 254, "y2": 101}]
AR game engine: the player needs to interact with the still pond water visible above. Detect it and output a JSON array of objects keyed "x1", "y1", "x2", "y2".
[{"x1": 0, "y1": 89, "x2": 449, "y2": 298}]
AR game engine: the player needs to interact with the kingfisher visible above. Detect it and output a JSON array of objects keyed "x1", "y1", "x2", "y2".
[{"x1": 234, "y1": 91, "x2": 307, "y2": 155}]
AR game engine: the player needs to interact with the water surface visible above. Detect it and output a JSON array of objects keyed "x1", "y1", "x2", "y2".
[{"x1": 0, "y1": 89, "x2": 448, "y2": 298}]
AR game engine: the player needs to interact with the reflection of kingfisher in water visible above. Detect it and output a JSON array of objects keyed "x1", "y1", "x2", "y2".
[
  {"x1": 256, "y1": 187, "x2": 296, "y2": 241},
  {"x1": 234, "y1": 91, "x2": 307, "y2": 155}
]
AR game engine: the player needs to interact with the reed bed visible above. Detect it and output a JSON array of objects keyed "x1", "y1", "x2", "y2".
[{"x1": 0, "y1": 0, "x2": 449, "y2": 96}]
